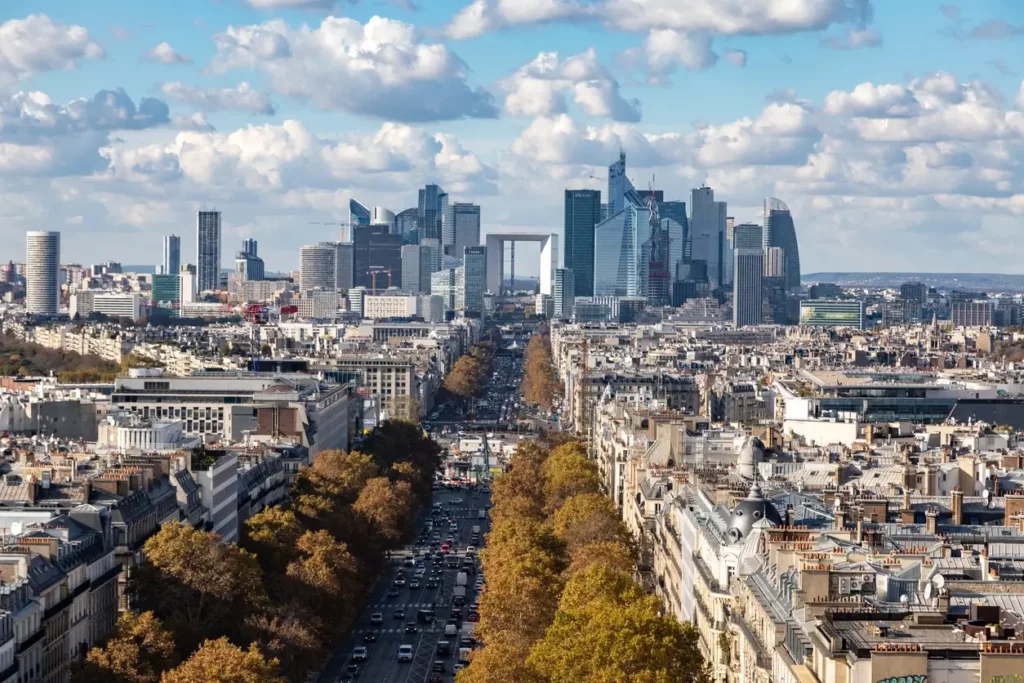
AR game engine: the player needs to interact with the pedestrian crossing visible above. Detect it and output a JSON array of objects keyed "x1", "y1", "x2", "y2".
[
  {"x1": 353, "y1": 626, "x2": 449, "y2": 634},
  {"x1": 368, "y1": 602, "x2": 442, "y2": 609}
]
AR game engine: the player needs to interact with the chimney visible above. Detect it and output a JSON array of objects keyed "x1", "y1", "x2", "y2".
[
  {"x1": 26, "y1": 478, "x2": 36, "y2": 506},
  {"x1": 785, "y1": 504, "x2": 794, "y2": 527},
  {"x1": 834, "y1": 507, "x2": 847, "y2": 531},
  {"x1": 901, "y1": 489, "x2": 915, "y2": 524},
  {"x1": 952, "y1": 487, "x2": 963, "y2": 525},
  {"x1": 993, "y1": 475, "x2": 1001, "y2": 498},
  {"x1": 865, "y1": 424, "x2": 873, "y2": 446},
  {"x1": 856, "y1": 518, "x2": 865, "y2": 545},
  {"x1": 925, "y1": 508, "x2": 938, "y2": 535},
  {"x1": 82, "y1": 478, "x2": 92, "y2": 503},
  {"x1": 980, "y1": 546, "x2": 991, "y2": 581}
]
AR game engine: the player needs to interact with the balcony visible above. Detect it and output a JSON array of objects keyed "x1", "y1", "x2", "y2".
[{"x1": 730, "y1": 612, "x2": 771, "y2": 670}]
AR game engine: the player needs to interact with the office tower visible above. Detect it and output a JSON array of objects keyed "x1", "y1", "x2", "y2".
[
  {"x1": 800, "y1": 300, "x2": 864, "y2": 329},
  {"x1": 241, "y1": 238, "x2": 257, "y2": 258},
  {"x1": 300, "y1": 242, "x2": 339, "y2": 290},
  {"x1": 689, "y1": 186, "x2": 726, "y2": 289},
  {"x1": 420, "y1": 237, "x2": 442, "y2": 272},
  {"x1": 431, "y1": 266, "x2": 464, "y2": 312},
  {"x1": 353, "y1": 224, "x2": 403, "y2": 290},
  {"x1": 564, "y1": 189, "x2": 600, "y2": 297},
  {"x1": 900, "y1": 282, "x2": 928, "y2": 303},
  {"x1": 234, "y1": 239, "x2": 265, "y2": 282},
  {"x1": 401, "y1": 245, "x2": 433, "y2": 294},
  {"x1": 372, "y1": 206, "x2": 396, "y2": 233},
  {"x1": 162, "y1": 235, "x2": 181, "y2": 277},
  {"x1": 179, "y1": 266, "x2": 197, "y2": 305},
  {"x1": 763, "y1": 198, "x2": 801, "y2": 292},
  {"x1": 607, "y1": 151, "x2": 633, "y2": 216},
  {"x1": 765, "y1": 247, "x2": 785, "y2": 278},
  {"x1": 336, "y1": 243, "x2": 355, "y2": 292},
  {"x1": 25, "y1": 231, "x2": 60, "y2": 315},
  {"x1": 553, "y1": 268, "x2": 575, "y2": 319},
  {"x1": 722, "y1": 216, "x2": 735, "y2": 286},
  {"x1": 396, "y1": 208, "x2": 418, "y2": 241},
  {"x1": 462, "y1": 246, "x2": 487, "y2": 314},
  {"x1": 732, "y1": 223, "x2": 764, "y2": 328},
  {"x1": 659, "y1": 200, "x2": 689, "y2": 273},
  {"x1": 443, "y1": 203, "x2": 481, "y2": 257},
  {"x1": 196, "y1": 211, "x2": 221, "y2": 293},
  {"x1": 347, "y1": 199, "x2": 371, "y2": 242},
  {"x1": 151, "y1": 273, "x2": 180, "y2": 306},
  {"x1": 417, "y1": 185, "x2": 446, "y2": 241}
]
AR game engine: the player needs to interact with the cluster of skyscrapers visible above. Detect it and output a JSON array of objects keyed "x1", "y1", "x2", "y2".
[{"x1": 561, "y1": 152, "x2": 801, "y2": 326}]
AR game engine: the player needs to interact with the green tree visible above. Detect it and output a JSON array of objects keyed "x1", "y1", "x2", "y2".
[
  {"x1": 73, "y1": 611, "x2": 178, "y2": 683},
  {"x1": 160, "y1": 638, "x2": 284, "y2": 683}
]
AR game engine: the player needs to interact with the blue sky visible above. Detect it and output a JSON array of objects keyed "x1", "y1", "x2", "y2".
[{"x1": 1, "y1": 0, "x2": 1022, "y2": 274}]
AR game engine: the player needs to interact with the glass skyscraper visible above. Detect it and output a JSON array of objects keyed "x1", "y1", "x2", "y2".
[
  {"x1": 26, "y1": 231, "x2": 60, "y2": 315},
  {"x1": 689, "y1": 187, "x2": 726, "y2": 289},
  {"x1": 443, "y1": 203, "x2": 481, "y2": 258},
  {"x1": 564, "y1": 189, "x2": 600, "y2": 297},
  {"x1": 417, "y1": 185, "x2": 447, "y2": 242},
  {"x1": 300, "y1": 242, "x2": 338, "y2": 291},
  {"x1": 763, "y1": 198, "x2": 801, "y2": 292},
  {"x1": 607, "y1": 151, "x2": 633, "y2": 216},
  {"x1": 353, "y1": 224, "x2": 402, "y2": 290},
  {"x1": 732, "y1": 224, "x2": 764, "y2": 328},
  {"x1": 196, "y1": 211, "x2": 221, "y2": 293},
  {"x1": 462, "y1": 246, "x2": 487, "y2": 314},
  {"x1": 593, "y1": 197, "x2": 652, "y2": 298},
  {"x1": 401, "y1": 244, "x2": 433, "y2": 294},
  {"x1": 162, "y1": 234, "x2": 180, "y2": 276}
]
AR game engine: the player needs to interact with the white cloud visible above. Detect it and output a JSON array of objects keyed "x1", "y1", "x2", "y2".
[
  {"x1": 823, "y1": 83, "x2": 918, "y2": 117},
  {"x1": 0, "y1": 14, "x2": 104, "y2": 89},
  {"x1": 145, "y1": 42, "x2": 192, "y2": 65},
  {"x1": 820, "y1": 27, "x2": 882, "y2": 49},
  {"x1": 171, "y1": 112, "x2": 215, "y2": 132},
  {"x1": 161, "y1": 81, "x2": 275, "y2": 115},
  {"x1": 501, "y1": 49, "x2": 641, "y2": 121},
  {"x1": 724, "y1": 49, "x2": 747, "y2": 67},
  {"x1": 211, "y1": 15, "x2": 497, "y2": 121},
  {"x1": 627, "y1": 30, "x2": 718, "y2": 79},
  {"x1": 445, "y1": 0, "x2": 873, "y2": 38}
]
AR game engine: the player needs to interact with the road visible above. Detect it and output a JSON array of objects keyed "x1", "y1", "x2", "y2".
[{"x1": 319, "y1": 486, "x2": 490, "y2": 682}]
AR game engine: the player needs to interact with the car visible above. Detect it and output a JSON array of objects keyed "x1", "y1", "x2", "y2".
[
  {"x1": 397, "y1": 644, "x2": 414, "y2": 662},
  {"x1": 454, "y1": 663, "x2": 466, "y2": 673},
  {"x1": 363, "y1": 633, "x2": 378, "y2": 643},
  {"x1": 467, "y1": 612, "x2": 480, "y2": 622},
  {"x1": 395, "y1": 577, "x2": 406, "y2": 586},
  {"x1": 409, "y1": 580, "x2": 421, "y2": 589},
  {"x1": 393, "y1": 608, "x2": 405, "y2": 619},
  {"x1": 460, "y1": 636, "x2": 476, "y2": 648},
  {"x1": 371, "y1": 612, "x2": 383, "y2": 624},
  {"x1": 415, "y1": 567, "x2": 426, "y2": 576},
  {"x1": 387, "y1": 587, "x2": 399, "y2": 598},
  {"x1": 451, "y1": 607, "x2": 462, "y2": 620},
  {"x1": 405, "y1": 622, "x2": 418, "y2": 634},
  {"x1": 437, "y1": 640, "x2": 452, "y2": 656},
  {"x1": 344, "y1": 665, "x2": 360, "y2": 677},
  {"x1": 466, "y1": 546, "x2": 476, "y2": 554},
  {"x1": 426, "y1": 580, "x2": 438, "y2": 589},
  {"x1": 433, "y1": 660, "x2": 446, "y2": 672},
  {"x1": 352, "y1": 646, "x2": 368, "y2": 662},
  {"x1": 404, "y1": 558, "x2": 415, "y2": 567},
  {"x1": 429, "y1": 674, "x2": 443, "y2": 683}
]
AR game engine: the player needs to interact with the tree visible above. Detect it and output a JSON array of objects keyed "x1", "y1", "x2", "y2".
[
  {"x1": 540, "y1": 443, "x2": 601, "y2": 511},
  {"x1": 73, "y1": 611, "x2": 178, "y2": 683},
  {"x1": 362, "y1": 419, "x2": 442, "y2": 480},
  {"x1": 241, "y1": 508, "x2": 304, "y2": 577},
  {"x1": 132, "y1": 523, "x2": 267, "y2": 655},
  {"x1": 161, "y1": 638, "x2": 284, "y2": 683},
  {"x1": 456, "y1": 633, "x2": 545, "y2": 683},
  {"x1": 550, "y1": 493, "x2": 630, "y2": 554},
  {"x1": 247, "y1": 604, "x2": 324, "y2": 683},
  {"x1": 285, "y1": 530, "x2": 363, "y2": 639},
  {"x1": 445, "y1": 354, "x2": 484, "y2": 399},
  {"x1": 565, "y1": 541, "x2": 634, "y2": 577},
  {"x1": 352, "y1": 477, "x2": 416, "y2": 546},
  {"x1": 522, "y1": 332, "x2": 558, "y2": 410},
  {"x1": 311, "y1": 449, "x2": 379, "y2": 498}
]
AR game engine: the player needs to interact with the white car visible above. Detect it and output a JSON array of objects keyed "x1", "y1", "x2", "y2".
[
  {"x1": 371, "y1": 613, "x2": 383, "y2": 624},
  {"x1": 352, "y1": 646, "x2": 368, "y2": 662},
  {"x1": 398, "y1": 644, "x2": 414, "y2": 662}
]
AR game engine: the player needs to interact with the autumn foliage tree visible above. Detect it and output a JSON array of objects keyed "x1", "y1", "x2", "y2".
[
  {"x1": 74, "y1": 611, "x2": 178, "y2": 683},
  {"x1": 521, "y1": 330, "x2": 559, "y2": 410},
  {"x1": 161, "y1": 638, "x2": 284, "y2": 683}
]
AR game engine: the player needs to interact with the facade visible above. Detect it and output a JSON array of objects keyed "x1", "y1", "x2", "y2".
[
  {"x1": 347, "y1": 199, "x2": 371, "y2": 242},
  {"x1": 336, "y1": 242, "x2": 354, "y2": 292},
  {"x1": 401, "y1": 245, "x2": 432, "y2": 294},
  {"x1": 443, "y1": 203, "x2": 481, "y2": 258},
  {"x1": 593, "y1": 200, "x2": 651, "y2": 298},
  {"x1": 372, "y1": 206, "x2": 396, "y2": 233},
  {"x1": 25, "y1": 231, "x2": 60, "y2": 316},
  {"x1": 353, "y1": 224, "x2": 402, "y2": 290},
  {"x1": 299, "y1": 242, "x2": 338, "y2": 291},
  {"x1": 763, "y1": 197, "x2": 801, "y2": 291},
  {"x1": 69, "y1": 292, "x2": 143, "y2": 321},
  {"x1": 689, "y1": 186, "x2": 727, "y2": 289},
  {"x1": 564, "y1": 189, "x2": 601, "y2": 297},
  {"x1": 196, "y1": 211, "x2": 221, "y2": 293},
  {"x1": 417, "y1": 185, "x2": 447, "y2": 241},
  {"x1": 151, "y1": 274, "x2": 180, "y2": 307},
  {"x1": 901, "y1": 281, "x2": 928, "y2": 303},
  {"x1": 161, "y1": 235, "x2": 180, "y2": 276},
  {"x1": 764, "y1": 246, "x2": 785, "y2": 278},
  {"x1": 193, "y1": 450, "x2": 240, "y2": 543},
  {"x1": 607, "y1": 151, "x2": 632, "y2": 216},
  {"x1": 462, "y1": 246, "x2": 487, "y2": 315},
  {"x1": 952, "y1": 300, "x2": 995, "y2": 327},
  {"x1": 553, "y1": 268, "x2": 575, "y2": 320},
  {"x1": 363, "y1": 294, "x2": 418, "y2": 319},
  {"x1": 732, "y1": 223, "x2": 764, "y2": 328},
  {"x1": 431, "y1": 267, "x2": 464, "y2": 312},
  {"x1": 799, "y1": 299, "x2": 864, "y2": 329}
]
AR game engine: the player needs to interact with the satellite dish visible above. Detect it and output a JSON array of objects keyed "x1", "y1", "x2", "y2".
[
  {"x1": 924, "y1": 582, "x2": 933, "y2": 600},
  {"x1": 9, "y1": 521, "x2": 21, "y2": 536},
  {"x1": 933, "y1": 574, "x2": 946, "y2": 589},
  {"x1": 900, "y1": 594, "x2": 910, "y2": 605}
]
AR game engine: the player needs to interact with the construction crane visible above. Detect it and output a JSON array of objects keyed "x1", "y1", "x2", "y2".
[{"x1": 369, "y1": 268, "x2": 393, "y2": 294}]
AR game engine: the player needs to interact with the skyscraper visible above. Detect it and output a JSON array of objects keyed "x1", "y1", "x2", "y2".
[
  {"x1": 353, "y1": 224, "x2": 402, "y2": 290},
  {"x1": 235, "y1": 239, "x2": 264, "y2": 281},
  {"x1": 443, "y1": 203, "x2": 481, "y2": 257},
  {"x1": 300, "y1": 243, "x2": 338, "y2": 291},
  {"x1": 553, "y1": 268, "x2": 575, "y2": 319},
  {"x1": 689, "y1": 186, "x2": 727, "y2": 289},
  {"x1": 763, "y1": 198, "x2": 801, "y2": 292},
  {"x1": 732, "y1": 223, "x2": 764, "y2": 328},
  {"x1": 462, "y1": 246, "x2": 488, "y2": 314},
  {"x1": 607, "y1": 151, "x2": 633, "y2": 216},
  {"x1": 417, "y1": 185, "x2": 446, "y2": 242},
  {"x1": 348, "y1": 199, "x2": 371, "y2": 242},
  {"x1": 196, "y1": 211, "x2": 221, "y2": 293},
  {"x1": 372, "y1": 206, "x2": 396, "y2": 233},
  {"x1": 564, "y1": 189, "x2": 600, "y2": 297},
  {"x1": 25, "y1": 231, "x2": 60, "y2": 315},
  {"x1": 336, "y1": 243, "x2": 355, "y2": 292},
  {"x1": 401, "y1": 245, "x2": 433, "y2": 294},
  {"x1": 162, "y1": 235, "x2": 180, "y2": 276},
  {"x1": 593, "y1": 193, "x2": 652, "y2": 298},
  {"x1": 765, "y1": 247, "x2": 786, "y2": 278}
]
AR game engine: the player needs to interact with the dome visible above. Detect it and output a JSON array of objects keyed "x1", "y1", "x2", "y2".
[
  {"x1": 737, "y1": 436, "x2": 764, "y2": 479},
  {"x1": 725, "y1": 484, "x2": 782, "y2": 544}
]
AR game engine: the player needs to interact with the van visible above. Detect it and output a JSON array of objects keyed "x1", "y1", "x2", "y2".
[
  {"x1": 397, "y1": 644, "x2": 414, "y2": 662},
  {"x1": 444, "y1": 622, "x2": 458, "y2": 636},
  {"x1": 478, "y1": 509, "x2": 486, "y2": 520},
  {"x1": 437, "y1": 641, "x2": 452, "y2": 656},
  {"x1": 417, "y1": 609, "x2": 435, "y2": 624}
]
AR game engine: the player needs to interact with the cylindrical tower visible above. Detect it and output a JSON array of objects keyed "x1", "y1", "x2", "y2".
[{"x1": 26, "y1": 231, "x2": 60, "y2": 315}]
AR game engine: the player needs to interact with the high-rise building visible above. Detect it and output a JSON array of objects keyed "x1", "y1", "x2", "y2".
[
  {"x1": 443, "y1": 203, "x2": 481, "y2": 257},
  {"x1": 553, "y1": 268, "x2": 575, "y2": 319},
  {"x1": 564, "y1": 189, "x2": 600, "y2": 297},
  {"x1": 336, "y1": 243, "x2": 355, "y2": 292},
  {"x1": 462, "y1": 246, "x2": 488, "y2": 314},
  {"x1": 300, "y1": 242, "x2": 339, "y2": 291},
  {"x1": 799, "y1": 300, "x2": 864, "y2": 329},
  {"x1": 396, "y1": 208, "x2": 418, "y2": 242},
  {"x1": 235, "y1": 239, "x2": 264, "y2": 281},
  {"x1": 179, "y1": 265, "x2": 197, "y2": 305},
  {"x1": 372, "y1": 206, "x2": 396, "y2": 233},
  {"x1": 659, "y1": 201, "x2": 689, "y2": 273},
  {"x1": 732, "y1": 224, "x2": 764, "y2": 328},
  {"x1": 196, "y1": 211, "x2": 221, "y2": 293},
  {"x1": 607, "y1": 151, "x2": 633, "y2": 216},
  {"x1": 594, "y1": 196, "x2": 652, "y2": 298},
  {"x1": 162, "y1": 235, "x2": 181, "y2": 276},
  {"x1": 722, "y1": 216, "x2": 735, "y2": 286},
  {"x1": 151, "y1": 273, "x2": 180, "y2": 310},
  {"x1": 765, "y1": 246, "x2": 786, "y2": 278},
  {"x1": 431, "y1": 266, "x2": 464, "y2": 312},
  {"x1": 353, "y1": 224, "x2": 402, "y2": 290},
  {"x1": 417, "y1": 185, "x2": 446, "y2": 242},
  {"x1": 401, "y1": 245, "x2": 433, "y2": 294},
  {"x1": 348, "y1": 199, "x2": 371, "y2": 242},
  {"x1": 242, "y1": 238, "x2": 257, "y2": 258},
  {"x1": 763, "y1": 198, "x2": 801, "y2": 292},
  {"x1": 25, "y1": 231, "x2": 60, "y2": 315},
  {"x1": 420, "y1": 238, "x2": 442, "y2": 272},
  {"x1": 900, "y1": 282, "x2": 928, "y2": 303},
  {"x1": 689, "y1": 186, "x2": 726, "y2": 289}
]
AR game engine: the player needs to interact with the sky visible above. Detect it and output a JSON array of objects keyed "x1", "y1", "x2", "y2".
[{"x1": 0, "y1": 0, "x2": 1022, "y2": 276}]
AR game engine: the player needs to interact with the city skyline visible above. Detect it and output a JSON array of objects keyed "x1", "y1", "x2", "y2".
[{"x1": 0, "y1": 1, "x2": 1022, "y2": 274}]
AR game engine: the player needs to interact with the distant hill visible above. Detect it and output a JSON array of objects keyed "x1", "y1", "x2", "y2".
[{"x1": 804, "y1": 272, "x2": 1024, "y2": 292}]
